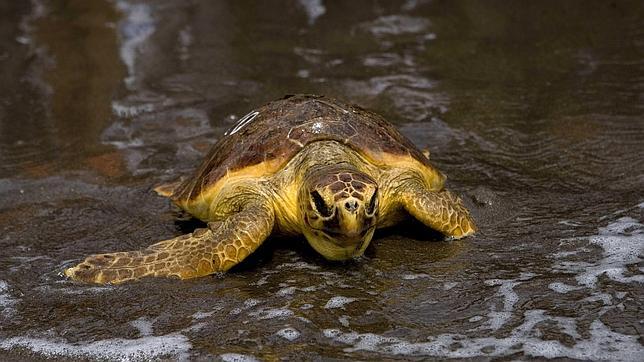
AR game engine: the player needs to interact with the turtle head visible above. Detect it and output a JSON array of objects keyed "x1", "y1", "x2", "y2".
[{"x1": 299, "y1": 165, "x2": 379, "y2": 260}]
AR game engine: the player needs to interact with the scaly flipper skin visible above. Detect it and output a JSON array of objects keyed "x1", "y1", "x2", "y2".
[
  {"x1": 398, "y1": 177, "x2": 476, "y2": 238},
  {"x1": 64, "y1": 201, "x2": 274, "y2": 284}
]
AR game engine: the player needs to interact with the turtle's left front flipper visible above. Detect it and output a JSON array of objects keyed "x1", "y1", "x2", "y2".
[
  {"x1": 64, "y1": 201, "x2": 275, "y2": 284},
  {"x1": 398, "y1": 178, "x2": 476, "y2": 239}
]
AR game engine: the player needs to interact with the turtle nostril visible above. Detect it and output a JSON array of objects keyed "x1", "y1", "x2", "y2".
[{"x1": 344, "y1": 200, "x2": 358, "y2": 212}]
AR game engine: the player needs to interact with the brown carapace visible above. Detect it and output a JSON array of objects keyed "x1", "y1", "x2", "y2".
[{"x1": 65, "y1": 95, "x2": 476, "y2": 284}]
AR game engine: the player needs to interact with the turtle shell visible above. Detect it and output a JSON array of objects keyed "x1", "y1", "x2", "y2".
[{"x1": 171, "y1": 94, "x2": 443, "y2": 202}]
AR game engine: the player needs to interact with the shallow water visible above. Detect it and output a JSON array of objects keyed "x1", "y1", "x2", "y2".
[{"x1": 0, "y1": 0, "x2": 643, "y2": 360}]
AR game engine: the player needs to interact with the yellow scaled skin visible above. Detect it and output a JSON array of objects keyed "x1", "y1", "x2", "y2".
[{"x1": 65, "y1": 141, "x2": 475, "y2": 284}]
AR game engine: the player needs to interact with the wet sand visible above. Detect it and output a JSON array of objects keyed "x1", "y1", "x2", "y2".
[{"x1": 0, "y1": 0, "x2": 642, "y2": 360}]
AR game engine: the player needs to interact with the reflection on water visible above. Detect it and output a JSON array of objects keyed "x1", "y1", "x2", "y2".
[{"x1": 0, "y1": 0, "x2": 642, "y2": 360}]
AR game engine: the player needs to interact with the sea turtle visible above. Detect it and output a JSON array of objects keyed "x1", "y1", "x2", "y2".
[{"x1": 65, "y1": 95, "x2": 476, "y2": 284}]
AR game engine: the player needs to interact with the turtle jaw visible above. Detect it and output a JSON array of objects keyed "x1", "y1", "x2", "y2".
[{"x1": 302, "y1": 224, "x2": 376, "y2": 261}]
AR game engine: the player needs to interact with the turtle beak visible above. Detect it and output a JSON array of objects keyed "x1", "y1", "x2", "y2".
[
  {"x1": 302, "y1": 225, "x2": 375, "y2": 261},
  {"x1": 333, "y1": 193, "x2": 379, "y2": 241},
  {"x1": 303, "y1": 195, "x2": 377, "y2": 260}
]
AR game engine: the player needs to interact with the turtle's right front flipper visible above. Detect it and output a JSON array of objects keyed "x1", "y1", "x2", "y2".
[{"x1": 65, "y1": 201, "x2": 275, "y2": 284}]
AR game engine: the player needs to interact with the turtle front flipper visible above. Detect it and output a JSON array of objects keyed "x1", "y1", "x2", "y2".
[
  {"x1": 397, "y1": 177, "x2": 476, "y2": 239},
  {"x1": 64, "y1": 201, "x2": 275, "y2": 284}
]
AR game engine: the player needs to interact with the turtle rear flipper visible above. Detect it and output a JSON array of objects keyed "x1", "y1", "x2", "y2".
[
  {"x1": 64, "y1": 201, "x2": 275, "y2": 284},
  {"x1": 153, "y1": 180, "x2": 183, "y2": 198}
]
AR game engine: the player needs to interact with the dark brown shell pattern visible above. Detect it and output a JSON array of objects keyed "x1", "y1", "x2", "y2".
[{"x1": 172, "y1": 94, "x2": 434, "y2": 202}]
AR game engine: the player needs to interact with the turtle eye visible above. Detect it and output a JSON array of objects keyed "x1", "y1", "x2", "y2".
[
  {"x1": 365, "y1": 190, "x2": 378, "y2": 216},
  {"x1": 311, "y1": 190, "x2": 332, "y2": 217}
]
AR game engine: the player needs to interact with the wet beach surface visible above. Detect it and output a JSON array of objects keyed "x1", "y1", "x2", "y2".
[{"x1": 0, "y1": 0, "x2": 643, "y2": 360}]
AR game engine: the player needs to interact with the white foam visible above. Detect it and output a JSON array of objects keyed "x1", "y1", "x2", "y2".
[
  {"x1": 276, "y1": 287, "x2": 296, "y2": 297},
  {"x1": 346, "y1": 75, "x2": 446, "y2": 122},
  {"x1": 582, "y1": 292, "x2": 613, "y2": 306},
  {"x1": 116, "y1": 1, "x2": 155, "y2": 89},
  {"x1": 296, "y1": 69, "x2": 310, "y2": 78},
  {"x1": 473, "y1": 279, "x2": 521, "y2": 331},
  {"x1": 54, "y1": 285, "x2": 114, "y2": 295},
  {"x1": 402, "y1": 273, "x2": 429, "y2": 280},
  {"x1": 249, "y1": 307, "x2": 294, "y2": 320},
  {"x1": 551, "y1": 250, "x2": 581, "y2": 258},
  {"x1": 130, "y1": 317, "x2": 153, "y2": 337},
  {"x1": 548, "y1": 282, "x2": 582, "y2": 294},
  {"x1": 192, "y1": 310, "x2": 215, "y2": 320},
  {"x1": 323, "y1": 309, "x2": 642, "y2": 360},
  {"x1": 177, "y1": 26, "x2": 192, "y2": 62},
  {"x1": 297, "y1": 316, "x2": 312, "y2": 324},
  {"x1": 229, "y1": 308, "x2": 241, "y2": 316},
  {"x1": 111, "y1": 102, "x2": 155, "y2": 118},
  {"x1": 277, "y1": 261, "x2": 320, "y2": 270},
  {"x1": 243, "y1": 299, "x2": 261, "y2": 309},
  {"x1": 0, "y1": 280, "x2": 17, "y2": 318},
  {"x1": 324, "y1": 296, "x2": 356, "y2": 309},
  {"x1": 552, "y1": 215, "x2": 644, "y2": 290},
  {"x1": 523, "y1": 318, "x2": 640, "y2": 360},
  {"x1": 0, "y1": 334, "x2": 191, "y2": 360},
  {"x1": 362, "y1": 53, "x2": 414, "y2": 68},
  {"x1": 300, "y1": 285, "x2": 319, "y2": 292},
  {"x1": 361, "y1": 15, "x2": 430, "y2": 37},
  {"x1": 402, "y1": 0, "x2": 420, "y2": 11},
  {"x1": 558, "y1": 220, "x2": 581, "y2": 227},
  {"x1": 443, "y1": 282, "x2": 458, "y2": 290},
  {"x1": 276, "y1": 327, "x2": 301, "y2": 341},
  {"x1": 365, "y1": 74, "x2": 435, "y2": 95},
  {"x1": 297, "y1": 0, "x2": 326, "y2": 25},
  {"x1": 220, "y1": 353, "x2": 260, "y2": 362},
  {"x1": 182, "y1": 322, "x2": 207, "y2": 333},
  {"x1": 577, "y1": 217, "x2": 644, "y2": 288},
  {"x1": 339, "y1": 315, "x2": 350, "y2": 327},
  {"x1": 251, "y1": 276, "x2": 269, "y2": 286}
]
